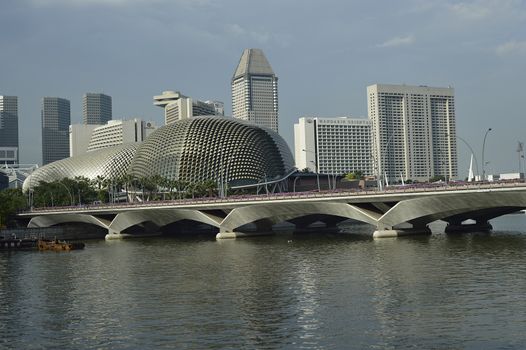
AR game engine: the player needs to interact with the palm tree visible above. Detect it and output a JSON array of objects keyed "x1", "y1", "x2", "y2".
[{"x1": 94, "y1": 175, "x2": 105, "y2": 190}]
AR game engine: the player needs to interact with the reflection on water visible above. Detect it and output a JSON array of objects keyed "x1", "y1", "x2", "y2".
[{"x1": 1, "y1": 216, "x2": 526, "y2": 349}]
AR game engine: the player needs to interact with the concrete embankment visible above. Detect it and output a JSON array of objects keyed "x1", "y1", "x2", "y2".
[{"x1": 1, "y1": 224, "x2": 106, "y2": 240}]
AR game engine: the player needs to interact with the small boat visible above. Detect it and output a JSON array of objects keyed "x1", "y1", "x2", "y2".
[{"x1": 37, "y1": 239, "x2": 85, "y2": 251}]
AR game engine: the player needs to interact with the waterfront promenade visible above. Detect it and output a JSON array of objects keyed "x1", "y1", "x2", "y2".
[{"x1": 18, "y1": 181, "x2": 526, "y2": 239}]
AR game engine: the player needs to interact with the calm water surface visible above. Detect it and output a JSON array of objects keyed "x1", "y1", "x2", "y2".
[{"x1": 1, "y1": 216, "x2": 526, "y2": 349}]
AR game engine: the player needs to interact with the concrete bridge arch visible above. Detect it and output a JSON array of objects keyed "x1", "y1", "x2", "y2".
[{"x1": 218, "y1": 202, "x2": 379, "y2": 236}]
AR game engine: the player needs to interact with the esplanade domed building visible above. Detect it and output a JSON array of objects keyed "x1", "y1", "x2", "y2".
[{"x1": 23, "y1": 117, "x2": 295, "y2": 191}]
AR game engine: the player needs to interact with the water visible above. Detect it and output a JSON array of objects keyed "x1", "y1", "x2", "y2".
[{"x1": 1, "y1": 216, "x2": 526, "y2": 349}]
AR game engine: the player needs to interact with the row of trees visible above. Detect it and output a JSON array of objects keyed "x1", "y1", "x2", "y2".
[{"x1": 28, "y1": 175, "x2": 243, "y2": 208}]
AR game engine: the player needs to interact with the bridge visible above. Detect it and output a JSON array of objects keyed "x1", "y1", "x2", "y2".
[{"x1": 17, "y1": 182, "x2": 526, "y2": 239}]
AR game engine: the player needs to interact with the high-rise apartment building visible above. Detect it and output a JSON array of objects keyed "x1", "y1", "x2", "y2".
[
  {"x1": 232, "y1": 48, "x2": 279, "y2": 132},
  {"x1": 0, "y1": 96, "x2": 19, "y2": 164},
  {"x1": 42, "y1": 97, "x2": 71, "y2": 165},
  {"x1": 367, "y1": 84, "x2": 457, "y2": 182},
  {"x1": 153, "y1": 90, "x2": 223, "y2": 125},
  {"x1": 83, "y1": 93, "x2": 112, "y2": 125},
  {"x1": 294, "y1": 117, "x2": 373, "y2": 175}
]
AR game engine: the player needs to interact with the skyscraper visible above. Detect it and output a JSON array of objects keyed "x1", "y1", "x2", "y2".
[
  {"x1": 42, "y1": 97, "x2": 71, "y2": 165},
  {"x1": 0, "y1": 96, "x2": 19, "y2": 164},
  {"x1": 83, "y1": 93, "x2": 112, "y2": 125},
  {"x1": 367, "y1": 84, "x2": 458, "y2": 182},
  {"x1": 232, "y1": 48, "x2": 279, "y2": 132}
]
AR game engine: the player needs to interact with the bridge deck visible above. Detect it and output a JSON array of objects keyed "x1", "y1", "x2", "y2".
[{"x1": 18, "y1": 181, "x2": 526, "y2": 217}]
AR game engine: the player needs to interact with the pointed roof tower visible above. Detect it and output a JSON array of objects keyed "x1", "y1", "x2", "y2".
[{"x1": 233, "y1": 48, "x2": 275, "y2": 80}]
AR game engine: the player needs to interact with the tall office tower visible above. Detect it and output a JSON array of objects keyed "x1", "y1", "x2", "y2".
[
  {"x1": 232, "y1": 48, "x2": 279, "y2": 132},
  {"x1": 41, "y1": 97, "x2": 71, "y2": 165},
  {"x1": 82, "y1": 93, "x2": 112, "y2": 125},
  {"x1": 0, "y1": 96, "x2": 19, "y2": 164},
  {"x1": 153, "y1": 90, "x2": 222, "y2": 125},
  {"x1": 294, "y1": 117, "x2": 373, "y2": 175},
  {"x1": 367, "y1": 84, "x2": 458, "y2": 183}
]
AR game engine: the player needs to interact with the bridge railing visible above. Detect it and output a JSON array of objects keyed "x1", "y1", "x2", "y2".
[{"x1": 22, "y1": 180, "x2": 526, "y2": 214}]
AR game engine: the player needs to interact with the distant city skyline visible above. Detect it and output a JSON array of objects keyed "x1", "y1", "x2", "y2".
[{"x1": 1, "y1": 0, "x2": 525, "y2": 177}]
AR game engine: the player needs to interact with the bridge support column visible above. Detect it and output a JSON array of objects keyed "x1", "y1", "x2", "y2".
[
  {"x1": 373, "y1": 225, "x2": 432, "y2": 238},
  {"x1": 105, "y1": 228, "x2": 162, "y2": 240},
  {"x1": 445, "y1": 220, "x2": 493, "y2": 234},
  {"x1": 216, "y1": 220, "x2": 275, "y2": 239},
  {"x1": 105, "y1": 229, "x2": 136, "y2": 240}
]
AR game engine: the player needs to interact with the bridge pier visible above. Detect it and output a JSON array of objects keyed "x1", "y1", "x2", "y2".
[
  {"x1": 105, "y1": 227, "x2": 162, "y2": 240},
  {"x1": 445, "y1": 220, "x2": 493, "y2": 234},
  {"x1": 373, "y1": 225, "x2": 432, "y2": 238},
  {"x1": 216, "y1": 230, "x2": 275, "y2": 239},
  {"x1": 216, "y1": 219, "x2": 274, "y2": 239}
]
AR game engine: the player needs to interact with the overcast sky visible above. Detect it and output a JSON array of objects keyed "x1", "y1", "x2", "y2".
[{"x1": 1, "y1": 0, "x2": 526, "y2": 177}]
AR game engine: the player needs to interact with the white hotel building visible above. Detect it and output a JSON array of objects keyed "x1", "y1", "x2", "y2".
[
  {"x1": 153, "y1": 91, "x2": 223, "y2": 125},
  {"x1": 367, "y1": 84, "x2": 458, "y2": 182},
  {"x1": 69, "y1": 119, "x2": 157, "y2": 157},
  {"x1": 294, "y1": 117, "x2": 373, "y2": 176}
]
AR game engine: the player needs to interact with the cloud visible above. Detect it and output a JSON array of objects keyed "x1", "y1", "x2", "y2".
[
  {"x1": 496, "y1": 40, "x2": 526, "y2": 56},
  {"x1": 377, "y1": 35, "x2": 415, "y2": 48},
  {"x1": 29, "y1": 0, "x2": 211, "y2": 7},
  {"x1": 447, "y1": 0, "x2": 526, "y2": 21},
  {"x1": 224, "y1": 23, "x2": 271, "y2": 44},
  {"x1": 448, "y1": 2, "x2": 491, "y2": 20}
]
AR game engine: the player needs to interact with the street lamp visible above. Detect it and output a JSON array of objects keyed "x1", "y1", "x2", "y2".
[
  {"x1": 302, "y1": 149, "x2": 320, "y2": 191},
  {"x1": 448, "y1": 133, "x2": 479, "y2": 179},
  {"x1": 57, "y1": 181, "x2": 74, "y2": 206},
  {"x1": 482, "y1": 128, "x2": 492, "y2": 181},
  {"x1": 378, "y1": 133, "x2": 395, "y2": 191}
]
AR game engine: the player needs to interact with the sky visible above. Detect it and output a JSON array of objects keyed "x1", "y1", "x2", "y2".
[{"x1": 1, "y1": 0, "x2": 526, "y2": 178}]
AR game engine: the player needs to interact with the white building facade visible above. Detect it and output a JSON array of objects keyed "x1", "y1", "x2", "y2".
[
  {"x1": 87, "y1": 119, "x2": 156, "y2": 152},
  {"x1": 154, "y1": 91, "x2": 223, "y2": 125},
  {"x1": 294, "y1": 117, "x2": 373, "y2": 176},
  {"x1": 69, "y1": 124, "x2": 100, "y2": 157},
  {"x1": 69, "y1": 119, "x2": 157, "y2": 156},
  {"x1": 367, "y1": 84, "x2": 458, "y2": 182},
  {"x1": 232, "y1": 49, "x2": 279, "y2": 133}
]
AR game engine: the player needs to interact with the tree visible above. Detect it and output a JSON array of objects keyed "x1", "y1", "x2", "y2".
[
  {"x1": 0, "y1": 188, "x2": 27, "y2": 228},
  {"x1": 429, "y1": 175, "x2": 445, "y2": 183},
  {"x1": 345, "y1": 171, "x2": 364, "y2": 181}
]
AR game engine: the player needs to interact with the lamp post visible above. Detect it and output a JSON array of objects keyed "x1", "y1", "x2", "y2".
[
  {"x1": 378, "y1": 133, "x2": 395, "y2": 190},
  {"x1": 448, "y1": 133, "x2": 479, "y2": 180},
  {"x1": 57, "y1": 181, "x2": 74, "y2": 206},
  {"x1": 482, "y1": 128, "x2": 492, "y2": 181},
  {"x1": 302, "y1": 149, "x2": 320, "y2": 191}
]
